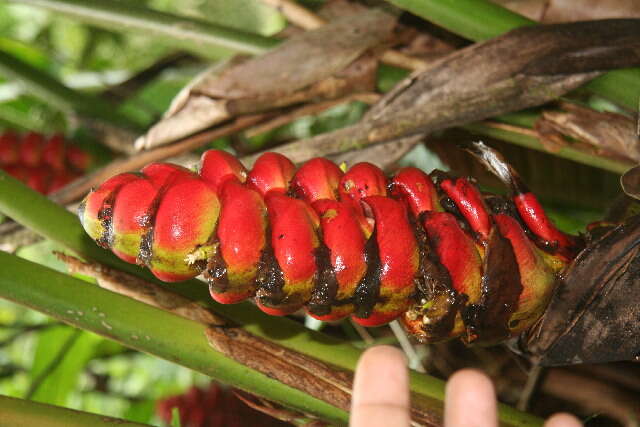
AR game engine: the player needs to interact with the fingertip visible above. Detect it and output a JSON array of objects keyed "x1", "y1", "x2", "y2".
[
  {"x1": 351, "y1": 346, "x2": 410, "y2": 427},
  {"x1": 358, "y1": 345, "x2": 407, "y2": 372},
  {"x1": 544, "y1": 413, "x2": 583, "y2": 427},
  {"x1": 353, "y1": 346, "x2": 408, "y2": 407},
  {"x1": 446, "y1": 369, "x2": 495, "y2": 397},
  {"x1": 445, "y1": 369, "x2": 497, "y2": 427}
]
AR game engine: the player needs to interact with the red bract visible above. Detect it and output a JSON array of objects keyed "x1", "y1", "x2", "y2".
[
  {"x1": 290, "y1": 157, "x2": 342, "y2": 202},
  {"x1": 246, "y1": 152, "x2": 295, "y2": 196},
  {"x1": 210, "y1": 180, "x2": 266, "y2": 304},
  {"x1": 80, "y1": 147, "x2": 579, "y2": 344}
]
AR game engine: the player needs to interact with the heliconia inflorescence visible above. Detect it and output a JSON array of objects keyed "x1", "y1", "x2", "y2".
[
  {"x1": 0, "y1": 131, "x2": 90, "y2": 194},
  {"x1": 79, "y1": 143, "x2": 580, "y2": 344}
]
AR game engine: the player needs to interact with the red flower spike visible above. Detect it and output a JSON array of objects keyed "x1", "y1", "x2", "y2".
[
  {"x1": 391, "y1": 167, "x2": 441, "y2": 216},
  {"x1": 79, "y1": 146, "x2": 581, "y2": 345},
  {"x1": 79, "y1": 173, "x2": 140, "y2": 245},
  {"x1": 210, "y1": 180, "x2": 267, "y2": 304},
  {"x1": 246, "y1": 152, "x2": 295, "y2": 196},
  {"x1": 111, "y1": 177, "x2": 160, "y2": 263},
  {"x1": 156, "y1": 383, "x2": 290, "y2": 427},
  {"x1": 493, "y1": 214, "x2": 558, "y2": 334},
  {"x1": 42, "y1": 134, "x2": 66, "y2": 171},
  {"x1": 307, "y1": 199, "x2": 367, "y2": 321},
  {"x1": 19, "y1": 132, "x2": 45, "y2": 167},
  {"x1": 290, "y1": 157, "x2": 343, "y2": 203},
  {"x1": 514, "y1": 192, "x2": 575, "y2": 259},
  {"x1": 66, "y1": 145, "x2": 91, "y2": 171},
  {"x1": 0, "y1": 132, "x2": 19, "y2": 165},
  {"x1": 200, "y1": 149, "x2": 247, "y2": 192},
  {"x1": 440, "y1": 177, "x2": 492, "y2": 242},
  {"x1": 353, "y1": 196, "x2": 418, "y2": 327},
  {"x1": 150, "y1": 175, "x2": 220, "y2": 282},
  {"x1": 258, "y1": 193, "x2": 319, "y2": 315}
]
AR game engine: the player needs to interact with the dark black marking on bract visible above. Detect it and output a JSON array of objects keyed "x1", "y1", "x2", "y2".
[
  {"x1": 352, "y1": 228, "x2": 381, "y2": 319},
  {"x1": 204, "y1": 236, "x2": 229, "y2": 293},
  {"x1": 255, "y1": 230, "x2": 287, "y2": 309},
  {"x1": 307, "y1": 241, "x2": 340, "y2": 317},
  {"x1": 136, "y1": 172, "x2": 181, "y2": 267}
]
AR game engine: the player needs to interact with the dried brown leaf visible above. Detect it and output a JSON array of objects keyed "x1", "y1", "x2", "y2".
[
  {"x1": 524, "y1": 215, "x2": 640, "y2": 366},
  {"x1": 538, "y1": 103, "x2": 640, "y2": 162},
  {"x1": 137, "y1": 9, "x2": 395, "y2": 150}
]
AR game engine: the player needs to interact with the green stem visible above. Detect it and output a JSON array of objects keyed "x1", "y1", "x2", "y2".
[
  {"x1": 14, "y1": 0, "x2": 278, "y2": 56},
  {"x1": 384, "y1": 0, "x2": 640, "y2": 110},
  {"x1": 0, "y1": 49, "x2": 143, "y2": 131},
  {"x1": 0, "y1": 172, "x2": 542, "y2": 426},
  {"x1": 0, "y1": 394, "x2": 151, "y2": 427}
]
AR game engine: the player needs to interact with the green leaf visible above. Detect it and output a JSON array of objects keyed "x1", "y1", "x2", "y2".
[{"x1": 29, "y1": 326, "x2": 102, "y2": 405}]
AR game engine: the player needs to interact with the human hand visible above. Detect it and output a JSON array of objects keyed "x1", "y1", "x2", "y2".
[{"x1": 350, "y1": 346, "x2": 582, "y2": 427}]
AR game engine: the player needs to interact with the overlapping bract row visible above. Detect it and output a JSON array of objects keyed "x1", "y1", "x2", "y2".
[
  {"x1": 79, "y1": 147, "x2": 578, "y2": 343},
  {"x1": 0, "y1": 131, "x2": 90, "y2": 194}
]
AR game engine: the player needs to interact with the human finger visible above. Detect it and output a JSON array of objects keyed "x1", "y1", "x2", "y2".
[
  {"x1": 544, "y1": 413, "x2": 583, "y2": 427},
  {"x1": 444, "y1": 369, "x2": 497, "y2": 427},
  {"x1": 350, "y1": 345, "x2": 410, "y2": 427}
]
